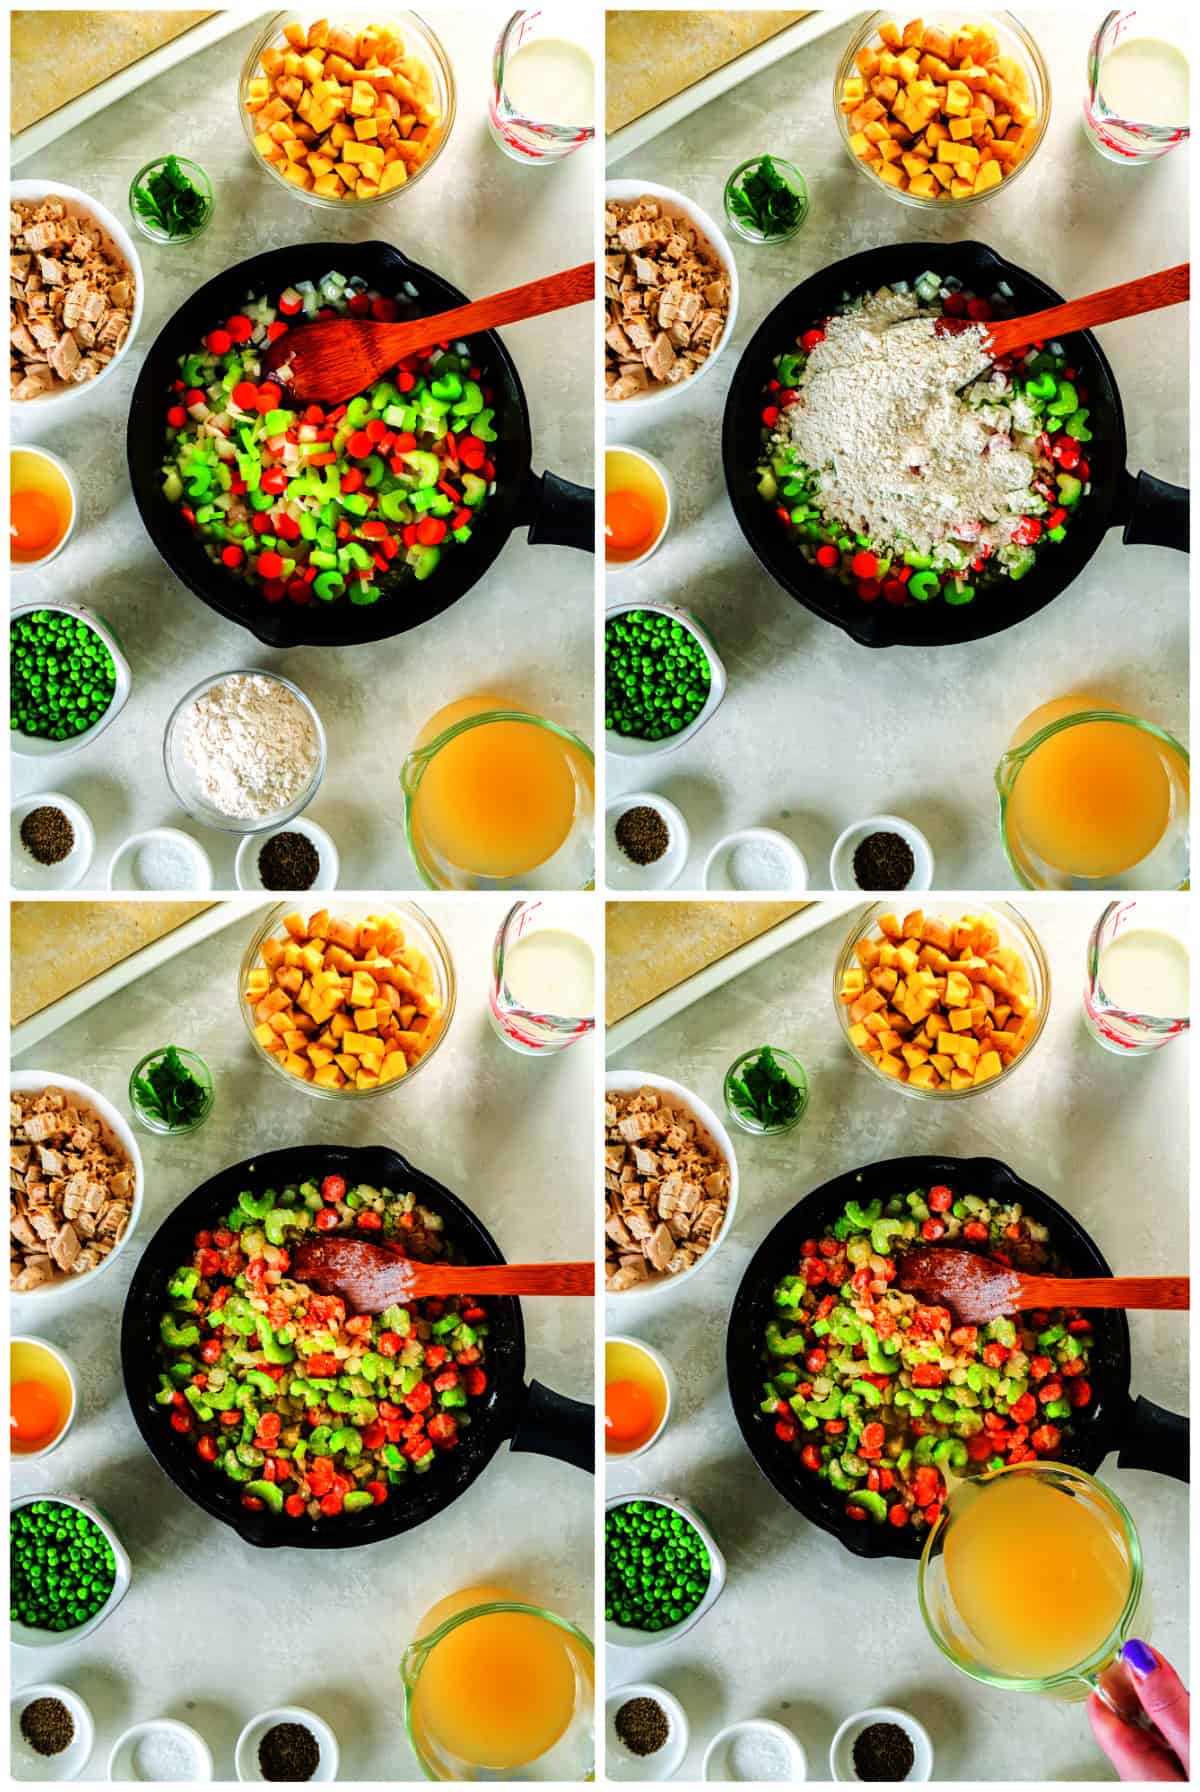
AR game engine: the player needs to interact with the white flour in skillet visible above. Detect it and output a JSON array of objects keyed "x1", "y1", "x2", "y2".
[
  {"x1": 179, "y1": 674, "x2": 318, "y2": 820},
  {"x1": 786, "y1": 288, "x2": 1037, "y2": 555}
]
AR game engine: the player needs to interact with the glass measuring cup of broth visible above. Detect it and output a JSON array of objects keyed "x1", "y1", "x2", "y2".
[
  {"x1": 489, "y1": 898, "x2": 595, "y2": 1054},
  {"x1": 1084, "y1": 897, "x2": 1191, "y2": 1053},
  {"x1": 402, "y1": 696, "x2": 594, "y2": 890},
  {"x1": 487, "y1": 11, "x2": 596, "y2": 163},
  {"x1": 996, "y1": 697, "x2": 1190, "y2": 890},
  {"x1": 403, "y1": 1586, "x2": 594, "y2": 1779},
  {"x1": 919, "y1": 1464, "x2": 1144, "y2": 1701},
  {"x1": 1084, "y1": 10, "x2": 1190, "y2": 164}
]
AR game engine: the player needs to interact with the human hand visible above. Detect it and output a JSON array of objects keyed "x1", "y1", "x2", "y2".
[{"x1": 1088, "y1": 1640, "x2": 1190, "y2": 1782}]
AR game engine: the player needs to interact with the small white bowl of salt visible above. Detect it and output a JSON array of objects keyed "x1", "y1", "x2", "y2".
[
  {"x1": 108, "y1": 1719, "x2": 213, "y2": 1781},
  {"x1": 704, "y1": 827, "x2": 808, "y2": 892},
  {"x1": 108, "y1": 827, "x2": 213, "y2": 892},
  {"x1": 703, "y1": 1718, "x2": 807, "y2": 1780}
]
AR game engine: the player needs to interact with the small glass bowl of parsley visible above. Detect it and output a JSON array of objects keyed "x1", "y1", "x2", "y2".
[
  {"x1": 129, "y1": 155, "x2": 214, "y2": 246},
  {"x1": 129, "y1": 1046, "x2": 214, "y2": 1135},
  {"x1": 723, "y1": 1045, "x2": 809, "y2": 1135},
  {"x1": 723, "y1": 155, "x2": 809, "y2": 245}
]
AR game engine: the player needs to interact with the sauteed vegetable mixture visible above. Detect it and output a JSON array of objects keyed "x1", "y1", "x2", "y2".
[
  {"x1": 759, "y1": 1185, "x2": 1094, "y2": 1531},
  {"x1": 756, "y1": 271, "x2": 1092, "y2": 609},
  {"x1": 155, "y1": 1172, "x2": 489, "y2": 1519},
  {"x1": 161, "y1": 271, "x2": 497, "y2": 607}
]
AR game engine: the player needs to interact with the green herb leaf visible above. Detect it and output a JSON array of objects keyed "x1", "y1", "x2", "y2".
[
  {"x1": 729, "y1": 1048, "x2": 804, "y2": 1126},
  {"x1": 731, "y1": 156, "x2": 802, "y2": 237},
  {"x1": 133, "y1": 157, "x2": 208, "y2": 239},
  {"x1": 134, "y1": 1046, "x2": 207, "y2": 1128}
]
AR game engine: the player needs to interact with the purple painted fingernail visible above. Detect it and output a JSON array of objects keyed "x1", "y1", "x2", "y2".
[{"x1": 1122, "y1": 1639, "x2": 1158, "y2": 1678}]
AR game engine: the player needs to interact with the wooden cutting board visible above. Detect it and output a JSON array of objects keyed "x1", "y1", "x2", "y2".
[
  {"x1": 606, "y1": 9, "x2": 810, "y2": 134},
  {"x1": 11, "y1": 900, "x2": 214, "y2": 1025},
  {"x1": 10, "y1": 10, "x2": 215, "y2": 134},
  {"x1": 606, "y1": 901, "x2": 808, "y2": 1025}
]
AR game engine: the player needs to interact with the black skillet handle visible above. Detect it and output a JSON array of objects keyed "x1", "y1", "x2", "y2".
[
  {"x1": 1116, "y1": 1395, "x2": 1190, "y2": 1483},
  {"x1": 526, "y1": 470, "x2": 595, "y2": 553},
  {"x1": 510, "y1": 1378, "x2": 594, "y2": 1473},
  {"x1": 1122, "y1": 470, "x2": 1190, "y2": 553}
]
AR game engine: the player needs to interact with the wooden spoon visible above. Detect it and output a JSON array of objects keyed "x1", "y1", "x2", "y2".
[
  {"x1": 932, "y1": 262, "x2": 1189, "y2": 368},
  {"x1": 895, "y1": 1245, "x2": 1188, "y2": 1328},
  {"x1": 261, "y1": 260, "x2": 595, "y2": 402},
  {"x1": 292, "y1": 1235, "x2": 593, "y2": 1311}
]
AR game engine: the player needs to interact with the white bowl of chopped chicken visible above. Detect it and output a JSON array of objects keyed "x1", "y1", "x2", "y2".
[
  {"x1": 10, "y1": 183, "x2": 143, "y2": 406},
  {"x1": 605, "y1": 180, "x2": 739, "y2": 410},
  {"x1": 605, "y1": 1071, "x2": 739, "y2": 1298},
  {"x1": 10, "y1": 1074, "x2": 143, "y2": 1304}
]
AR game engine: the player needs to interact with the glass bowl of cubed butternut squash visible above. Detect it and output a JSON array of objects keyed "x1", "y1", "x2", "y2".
[
  {"x1": 834, "y1": 13, "x2": 1050, "y2": 209},
  {"x1": 833, "y1": 902, "x2": 1050, "y2": 1099},
  {"x1": 240, "y1": 901, "x2": 457, "y2": 1097},
  {"x1": 240, "y1": 10, "x2": 455, "y2": 208}
]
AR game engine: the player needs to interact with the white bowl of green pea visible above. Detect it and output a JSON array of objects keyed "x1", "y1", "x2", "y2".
[
  {"x1": 605, "y1": 1493, "x2": 727, "y2": 1650},
  {"x1": 10, "y1": 1495, "x2": 132, "y2": 1650},
  {"x1": 10, "y1": 603, "x2": 132, "y2": 759},
  {"x1": 605, "y1": 601, "x2": 726, "y2": 760}
]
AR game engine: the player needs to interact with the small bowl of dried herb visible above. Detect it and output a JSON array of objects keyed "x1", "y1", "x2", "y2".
[
  {"x1": 724, "y1": 154, "x2": 809, "y2": 245},
  {"x1": 607, "y1": 1682, "x2": 689, "y2": 1782},
  {"x1": 129, "y1": 155, "x2": 214, "y2": 246},
  {"x1": 830, "y1": 814, "x2": 934, "y2": 893},
  {"x1": 129, "y1": 1046, "x2": 214, "y2": 1136},
  {"x1": 11, "y1": 792, "x2": 94, "y2": 891},
  {"x1": 235, "y1": 816, "x2": 338, "y2": 893},
  {"x1": 724, "y1": 1045, "x2": 809, "y2": 1135},
  {"x1": 10, "y1": 1681, "x2": 95, "y2": 1781},
  {"x1": 606, "y1": 792, "x2": 690, "y2": 890}
]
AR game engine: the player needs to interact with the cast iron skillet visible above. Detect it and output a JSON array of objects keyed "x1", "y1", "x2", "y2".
[
  {"x1": 128, "y1": 242, "x2": 593, "y2": 649},
  {"x1": 727, "y1": 1154, "x2": 1188, "y2": 1562},
  {"x1": 121, "y1": 1144, "x2": 592, "y2": 1549},
  {"x1": 722, "y1": 241, "x2": 1189, "y2": 648}
]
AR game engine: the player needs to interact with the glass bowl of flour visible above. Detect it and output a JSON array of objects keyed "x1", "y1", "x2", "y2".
[{"x1": 163, "y1": 669, "x2": 327, "y2": 834}]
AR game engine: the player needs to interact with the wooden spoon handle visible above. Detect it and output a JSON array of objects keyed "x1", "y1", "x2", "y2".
[
  {"x1": 1014, "y1": 1274, "x2": 1189, "y2": 1312},
  {"x1": 388, "y1": 261, "x2": 594, "y2": 350},
  {"x1": 985, "y1": 263, "x2": 1190, "y2": 359},
  {"x1": 407, "y1": 1261, "x2": 595, "y2": 1299}
]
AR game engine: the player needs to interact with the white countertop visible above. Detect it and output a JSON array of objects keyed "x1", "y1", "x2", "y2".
[
  {"x1": 12, "y1": 9, "x2": 595, "y2": 891},
  {"x1": 605, "y1": 9, "x2": 1189, "y2": 891},
  {"x1": 606, "y1": 895, "x2": 1190, "y2": 1782},
  {"x1": 12, "y1": 895, "x2": 596, "y2": 1779}
]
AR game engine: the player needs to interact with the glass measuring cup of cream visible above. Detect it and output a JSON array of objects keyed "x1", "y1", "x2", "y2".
[
  {"x1": 487, "y1": 11, "x2": 596, "y2": 162},
  {"x1": 488, "y1": 898, "x2": 595, "y2": 1053},
  {"x1": 1083, "y1": 897, "x2": 1190, "y2": 1053},
  {"x1": 1084, "y1": 10, "x2": 1190, "y2": 163}
]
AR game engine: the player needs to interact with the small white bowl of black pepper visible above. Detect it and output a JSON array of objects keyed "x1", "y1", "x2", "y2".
[
  {"x1": 607, "y1": 1683, "x2": 689, "y2": 1781},
  {"x1": 236, "y1": 816, "x2": 338, "y2": 893},
  {"x1": 606, "y1": 792, "x2": 690, "y2": 890},
  {"x1": 829, "y1": 815, "x2": 934, "y2": 893},
  {"x1": 830, "y1": 1707, "x2": 932, "y2": 1782},
  {"x1": 235, "y1": 1707, "x2": 336, "y2": 1782},
  {"x1": 11, "y1": 793, "x2": 95, "y2": 890},
  {"x1": 11, "y1": 1682, "x2": 95, "y2": 1781}
]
